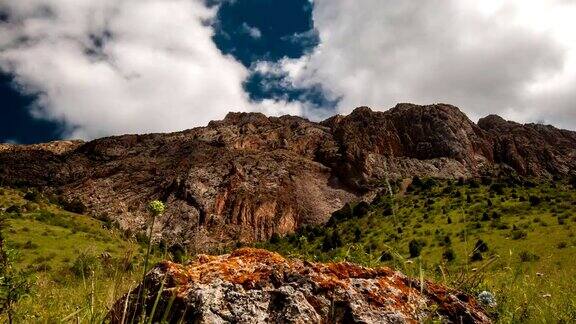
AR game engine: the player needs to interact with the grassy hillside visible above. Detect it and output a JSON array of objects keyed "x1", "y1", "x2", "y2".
[
  {"x1": 0, "y1": 187, "x2": 155, "y2": 322},
  {"x1": 258, "y1": 176, "x2": 576, "y2": 323},
  {"x1": 1, "y1": 176, "x2": 575, "y2": 322}
]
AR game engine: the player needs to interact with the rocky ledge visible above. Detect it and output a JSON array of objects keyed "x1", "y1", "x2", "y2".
[{"x1": 108, "y1": 248, "x2": 490, "y2": 323}]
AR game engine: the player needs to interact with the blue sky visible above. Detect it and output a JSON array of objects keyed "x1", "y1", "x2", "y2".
[
  {"x1": 1, "y1": 0, "x2": 575, "y2": 143},
  {"x1": 0, "y1": 0, "x2": 326, "y2": 143}
]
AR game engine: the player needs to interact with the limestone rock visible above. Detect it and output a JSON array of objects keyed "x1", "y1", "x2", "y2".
[{"x1": 107, "y1": 248, "x2": 491, "y2": 323}]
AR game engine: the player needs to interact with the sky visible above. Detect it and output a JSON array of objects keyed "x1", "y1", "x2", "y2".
[{"x1": 0, "y1": 0, "x2": 575, "y2": 143}]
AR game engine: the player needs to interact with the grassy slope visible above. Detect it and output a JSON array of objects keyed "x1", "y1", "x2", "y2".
[
  {"x1": 258, "y1": 177, "x2": 576, "y2": 323},
  {"x1": 0, "y1": 187, "x2": 148, "y2": 322}
]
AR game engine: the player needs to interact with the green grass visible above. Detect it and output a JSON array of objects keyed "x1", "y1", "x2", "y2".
[
  {"x1": 258, "y1": 177, "x2": 576, "y2": 323},
  {"x1": 0, "y1": 187, "x2": 156, "y2": 322},
  {"x1": 1, "y1": 178, "x2": 575, "y2": 322}
]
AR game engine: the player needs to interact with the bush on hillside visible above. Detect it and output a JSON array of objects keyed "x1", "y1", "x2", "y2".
[
  {"x1": 327, "y1": 203, "x2": 353, "y2": 226},
  {"x1": 442, "y1": 248, "x2": 456, "y2": 262},
  {"x1": 23, "y1": 189, "x2": 41, "y2": 203},
  {"x1": 529, "y1": 195, "x2": 541, "y2": 206},
  {"x1": 70, "y1": 253, "x2": 100, "y2": 278},
  {"x1": 380, "y1": 250, "x2": 393, "y2": 262},
  {"x1": 489, "y1": 183, "x2": 505, "y2": 195},
  {"x1": 518, "y1": 251, "x2": 540, "y2": 262},
  {"x1": 470, "y1": 251, "x2": 483, "y2": 262},
  {"x1": 408, "y1": 239, "x2": 425, "y2": 258},
  {"x1": 353, "y1": 202, "x2": 370, "y2": 218},
  {"x1": 570, "y1": 175, "x2": 576, "y2": 189},
  {"x1": 62, "y1": 197, "x2": 87, "y2": 214},
  {"x1": 321, "y1": 231, "x2": 342, "y2": 251},
  {"x1": 474, "y1": 239, "x2": 489, "y2": 252}
]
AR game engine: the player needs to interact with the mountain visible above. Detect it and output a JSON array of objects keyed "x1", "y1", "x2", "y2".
[{"x1": 1, "y1": 103, "x2": 575, "y2": 250}]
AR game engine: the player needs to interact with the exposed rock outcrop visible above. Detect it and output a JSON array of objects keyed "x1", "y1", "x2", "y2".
[
  {"x1": 0, "y1": 104, "x2": 575, "y2": 249},
  {"x1": 107, "y1": 248, "x2": 491, "y2": 323}
]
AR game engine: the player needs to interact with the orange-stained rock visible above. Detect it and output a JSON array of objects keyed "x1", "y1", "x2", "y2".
[{"x1": 108, "y1": 248, "x2": 491, "y2": 323}]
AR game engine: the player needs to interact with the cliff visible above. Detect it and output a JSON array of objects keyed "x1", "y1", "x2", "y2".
[{"x1": 1, "y1": 103, "x2": 574, "y2": 249}]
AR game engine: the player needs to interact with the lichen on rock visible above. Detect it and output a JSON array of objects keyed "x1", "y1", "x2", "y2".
[{"x1": 108, "y1": 248, "x2": 491, "y2": 323}]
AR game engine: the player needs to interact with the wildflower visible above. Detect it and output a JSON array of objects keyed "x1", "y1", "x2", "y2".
[{"x1": 477, "y1": 291, "x2": 497, "y2": 308}]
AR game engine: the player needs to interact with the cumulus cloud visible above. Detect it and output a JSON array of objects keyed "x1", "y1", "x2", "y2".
[
  {"x1": 0, "y1": 0, "x2": 303, "y2": 139},
  {"x1": 1, "y1": 0, "x2": 575, "y2": 139},
  {"x1": 278, "y1": 0, "x2": 576, "y2": 129}
]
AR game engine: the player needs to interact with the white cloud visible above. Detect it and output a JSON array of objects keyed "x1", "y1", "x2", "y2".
[
  {"x1": 279, "y1": 0, "x2": 576, "y2": 129},
  {"x1": 0, "y1": 0, "x2": 302, "y2": 139},
  {"x1": 1, "y1": 0, "x2": 575, "y2": 138},
  {"x1": 241, "y1": 22, "x2": 261, "y2": 39}
]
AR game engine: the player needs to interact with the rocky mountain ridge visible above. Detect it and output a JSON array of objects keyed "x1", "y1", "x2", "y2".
[{"x1": 1, "y1": 103, "x2": 575, "y2": 249}]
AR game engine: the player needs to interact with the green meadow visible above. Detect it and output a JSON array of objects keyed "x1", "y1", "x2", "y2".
[
  {"x1": 259, "y1": 177, "x2": 576, "y2": 323},
  {"x1": 0, "y1": 187, "x2": 149, "y2": 322}
]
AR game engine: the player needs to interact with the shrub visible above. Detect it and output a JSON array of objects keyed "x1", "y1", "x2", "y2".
[
  {"x1": 380, "y1": 250, "x2": 393, "y2": 262},
  {"x1": 457, "y1": 177, "x2": 465, "y2": 186},
  {"x1": 442, "y1": 248, "x2": 456, "y2": 262},
  {"x1": 489, "y1": 183, "x2": 505, "y2": 195},
  {"x1": 570, "y1": 175, "x2": 576, "y2": 189},
  {"x1": 322, "y1": 231, "x2": 342, "y2": 251},
  {"x1": 269, "y1": 233, "x2": 280, "y2": 244},
  {"x1": 5, "y1": 205, "x2": 21, "y2": 214},
  {"x1": 23, "y1": 190, "x2": 41, "y2": 203},
  {"x1": 470, "y1": 251, "x2": 483, "y2": 262},
  {"x1": 481, "y1": 177, "x2": 493, "y2": 186},
  {"x1": 22, "y1": 240, "x2": 38, "y2": 250},
  {"x1": 70, "y1": 253, "x2": 100, "y2": 278},
  {"x1": 62, "y1": 198, "x2": 87, "y2": 214},
  {"x1": 474, "y1": 239, "x2": 489, "y2": 252},
  {"x1": 529, "y1": 195, "x2": 541, "y2": 206},
  {"x1": 511, "y1": 229, "x2": 528, "y2": 240},
  {"x1": 353, "y1": 202, "x2": 370, "y2": 218},
  {"x1": 518, "y1": 251, "x2": 540, "y2": 262},
  {"x1": 467, "y1": 179, "x2": 480, "y2": 188},
  {"x1": 353, "y1": 227, "x2": 362, "y2": 242},
  {"x1": 408, "y1": 239, "x2": 425, "y2": 258},
  {"x1": 327, "y1": 203, "x2": 353, "y2": 226}
]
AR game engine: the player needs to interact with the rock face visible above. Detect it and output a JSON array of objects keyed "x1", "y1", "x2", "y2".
[
  {"x1": 0, "y1": 103, "x2": 575, "y2": 249},
  {"x1": 108, "y1": 248, "x2": 491, "y2": 323}
]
